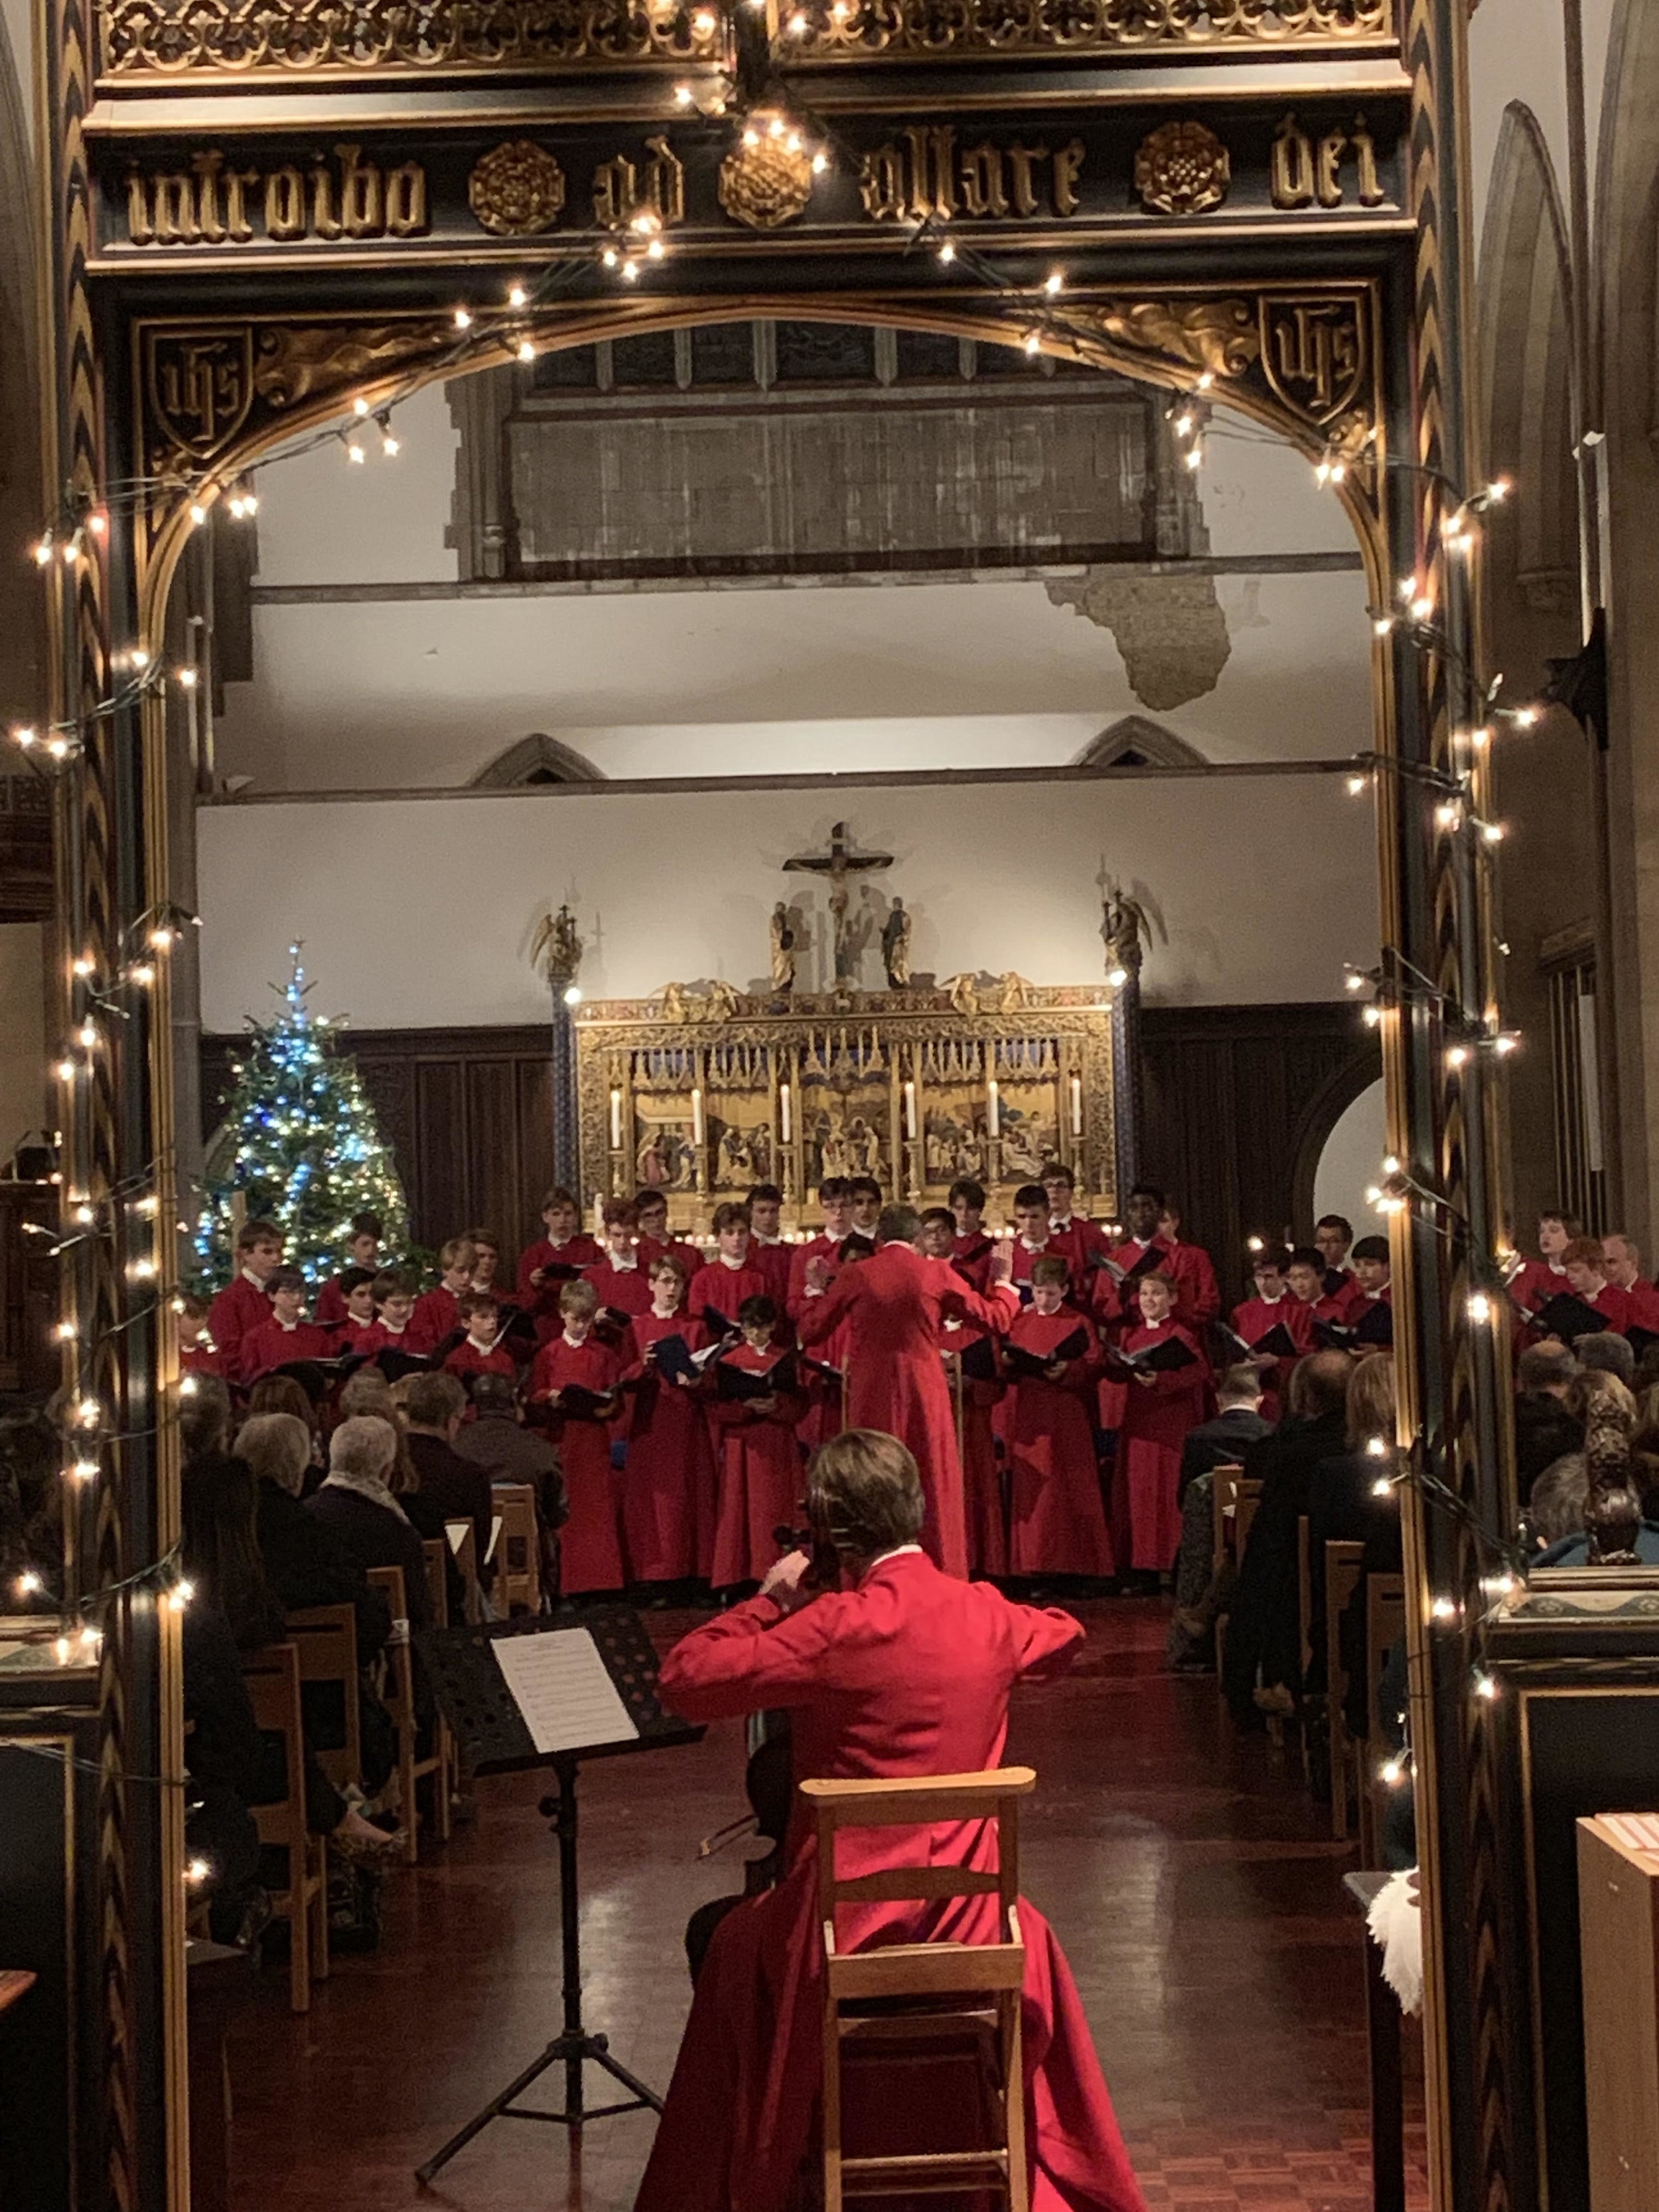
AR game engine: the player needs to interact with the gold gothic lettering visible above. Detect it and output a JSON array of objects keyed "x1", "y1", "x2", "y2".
[
  {"x1": 1271, "y1": 113, "x2": 1389, "y2": 212},
  {"x1": 592, "y1": 135, "x2": 685, "y2": 231},
  {"x1": 859, "y1": 129, "x2": 1084, "y2": 224},
  {"x1": 123, "y1": 146, "x2": 431, "y2": 248}
]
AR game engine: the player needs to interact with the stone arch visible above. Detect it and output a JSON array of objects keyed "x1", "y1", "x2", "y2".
[
  {"x1": 470, "y1": 733, "x2": 605, "y2": 786},
  {"x1": 1074, "y1": 715, "x2": 1207, "y2": 770}
]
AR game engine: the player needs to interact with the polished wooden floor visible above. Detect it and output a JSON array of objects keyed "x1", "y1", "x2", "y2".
[{"x1": 224, "y1": 1598, "x2": 1429, "y2": 2211}]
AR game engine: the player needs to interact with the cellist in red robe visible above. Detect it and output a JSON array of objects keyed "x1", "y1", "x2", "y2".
[
  {"x1": 796, "y1": 1204, "x2": 1018, "y2": 1580},
  {"x1": 636, "y1": 1428, "x2": 1147, "y2": 2212}
]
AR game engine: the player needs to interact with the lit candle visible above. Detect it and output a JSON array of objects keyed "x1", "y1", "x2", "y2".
[
  {"x1": 780, "y1": 1081, "x2": 792, "y2": 1143},
  {"x1": 1070, "y1": 1074, "x2": 1082, "y2": 1138},
  {"x1": 692, "y1": 1087, "x2": 704, "y2": 1144},
  {"x1": 610, "y1": 1088, "x2": 622, "y2": 1149},
  {"x1": 904, "y1": 1080, "x2": 916, "y2": 1140},
  {"x1": 987, "y1": 1079, "x2": 999, "y2": 1138}
]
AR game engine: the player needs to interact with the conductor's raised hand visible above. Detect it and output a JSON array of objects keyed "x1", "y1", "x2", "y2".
[
  {"x1": 804, "y1": 1255, "x2": 832, "y2": 1293},
  {"x1": 987, "y1": 1244, "x2": 1013, "y2": 1288},
  {"x1": 760, "y1": 1548, "x2": 815, "y2": 1613}
]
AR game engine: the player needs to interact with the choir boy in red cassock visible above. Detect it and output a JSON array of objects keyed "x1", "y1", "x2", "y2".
[
  {"x1": 1343, "y1": 1235, "x2": 1395, "y2": 1351},
  {"x1": 1114, "y1": 1268, "x2": 1209, "y2": 1579},
  {"x1": 332, "y1": 1268, "x2": 382, "y2": 1353},
  {"x1": 1558, "y1": 1236, "x2": 1632, "y2": 1333},
  {"x1": 848, "y1": 1175, "x2": 883, "y2": 1240},
  {"x1": 690, "y1": 1203, "x2": 773, "y2": 1335},
  {"x1": 529, "y1": 1278, "x2": 625, "y2": 1594},
  {"x1": 207, "y1": 1217, "x2": 285, "y2": 1381},
  {"x1": 948, "y1": 1176, "x2": 997, "y2": 1294},
  {"x1": 583, "y1": 1199, "x2": 656, "y2": 1323},
  {"x1": 797, "y1": 1203, "x2": 1019, "y2": 1578},
  {"x1": 787, "y1": 1178, "x2": 857, "y2": 1449},
  {"x1": 1506, "y1": 1207, "x2": 1579, "y2": 1325},
  {"x1": 1009, "y1": 1183, "x2": 1078, "y2": 1302},
  {"x1": 637, "y1": 1428, "x2": 1147, "y2": 2212},
  {"x1": 1156, "y1": 1201, "x2": 1222, "y2": 1328},
  {"x1": 624, "y1": 1255, "x2": 718, "y2": 1587},
  {"x1": 1100, "y1": 1185, "x2": 1181, "y2": 1329},
  {"x1": 706, "y1": 1295, "x2": 808, "y2": 1591},
  {"x1": 1228, "y1": 1248, "x2": 1313, "y2": 1424},
  {"x1": 409, "y1": 1236, "x2": 476, "y2": 1354},
  {"x1": 1313, "y1": 1215, "x2": 1363, "y2": 1317},
  {"x1": 1042, "y1": 1162, "x2": 1113, "y2": 1284},
  {"x1": 315, "y1": 1211, "x2": 384, "y2": 1325},
  {"x1": 178, "y1": 1293, "x2": 224, "y2": 1380},
  {"x1": 1286, "y1": 1246, "x2": 1336, "y2": 1333},
  {"x1": 443, "y1": 1290, "x2": 519, "y2": 1386},
  {"x1": 635, "y1": 1189, "x2": 704, "y2": 1286},
  {"x1": 464, "y1": 1227, "x2": 504, "y2": 1296},
  {"x1": 1005, "y1": 1255, "x2": 1113, "y2": 1582},
  {"x1": 745, "y1": 1183, "x2": 793, "y2": 1312},
  {"x1": 237, "y1": 1267, "x2": 336, "y2": 1384},
  {"x1": 518, "y1": 1185, "x2": 603, "y2": 1339},
  {"x1": 354, "y1": 1267, "x2": 419, "y2": 1360},
  {"x1": 1604, "y1": 1235, "x2": 1659, "y2": 1341}
]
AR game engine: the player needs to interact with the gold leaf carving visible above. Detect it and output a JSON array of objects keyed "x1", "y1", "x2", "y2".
[
  {"x1": 1133, "y1": 120, "x2": 1230, "y2": 216},
  {"x1": 251, "y1": 320, "x2": 452, "y2": 411},
  {"x1": 1071, "y1": 297, "x2": 1260, "y2": 382},
  {"x1": 717, "y1": 136, "x2": 815, "y2": 230},
  {"x1": 468, "y1": 139, "x2": 565, "y2": 236}
]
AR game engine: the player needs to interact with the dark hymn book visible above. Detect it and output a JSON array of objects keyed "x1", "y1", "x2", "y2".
[
  {"x1": 715, "y1": 1354, "x2": 799, "y2": 1403},
  {"x1": 368, "y1": 1344, "x2": 442, "y2": 1383},
  {"x1": 535, "y1": 1260, "x2": 586, "y2": 1285},
  {"x1": 1098, "y1": 1244, "x2": 1165, "y2": 1288},
  {"x1": 1352, "y1": 1300, "x2": 1394, "y2": 1347},
  {"x1": 1525, "y1": 1291, "x2": 1609, "y2": 1343},
  {"x1": 955, "y1": 1334, "x2": 999, "y2": 1384},
  {"x1": 549, "y1": 1381, "x2": 618, "y2": 1421},
  {"x1": 646, "y1": 1332, "x2": 703, "y2": 1386},
  {"x1": 1628, "y1": 1324, "x2": 1659, "y2": 1359},
  {"x1": 700, "y1": 1303, "x2": 743, "y2": 1343},
  {"x1": 1220, "y1": 1322, "x2": 1302, "y2": 1362},
  {"x1": 1111, "y1": 1333, "x2": 1199, "y2": 1375},
  {"x1": 593, "y1": 1305, "x2": 636, "y2": 1346},
  {"x1": 796, "y1": 1353, "x2": 842, "y2": 1385},
  {"x1": 1005, "y1": 1327, "x2": 1090, "y2": 1379}
]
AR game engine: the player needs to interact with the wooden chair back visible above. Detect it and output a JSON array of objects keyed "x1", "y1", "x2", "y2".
[
  {"x1": 1324, "y1": 1539, "x2": 1364, "y2": 1841},
  {"x1": 366, "y1": 1563, "x2": 449, "y2": 1863},
  {"x1": 494, "y1": 1483, "x2": 540, "y2": 1615},
  {"x1": 1358, "y1": 1572, "x2": 1407, "y2": 1864},
  {"x1": 422, "y1": 1536, "x2": 464, "y2": 1810},
  {"x1": 1210, "y1": 1463, "x2": 1246, "y2": 1570},
  {"x1": 803, "y1": 1768, "x2": 1035, "y2": 2211},
  {"x1": 1232, "y1": 1475, "x2": 1264, "y2": 1562},
  {"x1": 283, "y1": 1603, "x2": 361, "y2": 1797},
  {"x1": 443, "y1": 1518, "x2": 483, "y2": 1624},
  {"x1": 241, "y1": 1642, "x2": 328, "y2": 2012},
  {"x1": 1296, "y1": 1516, "x2": 1313, "y2": 1682}
]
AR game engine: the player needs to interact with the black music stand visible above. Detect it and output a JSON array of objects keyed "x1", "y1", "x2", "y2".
[{"x1": 410, "y1": 1606, "x2": 703, "y2": 2186}]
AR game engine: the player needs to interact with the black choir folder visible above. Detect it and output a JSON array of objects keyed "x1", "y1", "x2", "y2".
[{"x1": 415, "y1": 1607, "x2": 703, "y2": 1775}]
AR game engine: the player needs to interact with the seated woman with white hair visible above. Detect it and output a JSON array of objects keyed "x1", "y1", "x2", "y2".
[{"x1": 305, "y1": 1416, "x2": 434, "y2": 1635}]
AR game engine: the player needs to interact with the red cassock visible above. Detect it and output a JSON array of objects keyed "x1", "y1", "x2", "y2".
[
  {"x1": 315, "y1": 1269, "x2": 373, "y2": 1327},
  {"x1": 1099, "y1": 1238, "x2": 1179, "y2": 1330},
  {"x1": 237, "y1": 1317, "x2": 336, "y2": 1384},
  {"x1": 689, "y1": 1259, "x2": 774, "y2": 1333},
  {"x1": 1112, "y1": 1321, "x2": 1208, "y2": 1574},
  {"x1": 797, "y1": 1244, "x2": 1017, "y2": 1581},
  {"x1": 353, "y1": 1321, "x2": 417, "y2": 1363},
  {"x1": 1011, "y1": 1238, "x2": 1082, "y2": 1304},
  {"x1": 944, "y1": 1319, "x2": 1006, "y2": 1578},
  {"x1": 1048, "y1": 1215, "x2": 1112, "y2": 1294},
  {"x1": 529, "y1": 1335, "x2": 624, "y2": 1593},
  {"x1": 518, "y1": 1234, "x2": 603, "y2": 1339},
  {"x1": 180, "y1": 1338, "x2": 223, "y2": 1379},
  {"x1": 206, "y1": 1274, "x2": 273, "y2": 1380},
  {"x1": 788, "y1": 1236, "x2": 851, "y2": 1450},
  {"x1": 751, "y1": 1239, "x2": 794, "y2": 1315},
  {"x1": 444, "y1": 1340, "x2": 518, "y2": 1384},
  {"x1": 1586, "y1": 1282, "x2": 1632, "y2": 1333},
  {"x1": 1228, "y1": 1295, "x2": 1313, "y2": 1425},
  {"x1": 1625, "y1": 1279, "x2": 1659, "y2": 1337},
  {"x1": 951, "y1": 1234, "x2": 997, "y2": 1296},
  {"x1": 1004, "y1": 1309, "x2": 1112, "y2": 1580},
  {"x1": 583, "y1": 1258, "x2": 656, "y2": 1320},
  {"x1": 1313, "y1": 1286, "x2": 1364, "y2": 1330},
  {"x1": 636, "y1": 1553, "x2": 1147, "y2": 2212},
  {"x1": 409, "y1": 1284, "x2": 461, "y2": 1354},
  {"x1": 1508, "y1": 1257, "x2": 1567, "y2": 1317},
  {"x1": 1163, "y1": 1240, "x2": 1221, "y2": 1328},
  {"x1": 336, "y1": 1315, "x2": 382, "y2": 1355},
  {"x1": 624, "y1": 1313, "x2": 718, "y2": 1582},
  {"x1": 705, "y1": 1343, "x2": 808, "y2": 1587}
]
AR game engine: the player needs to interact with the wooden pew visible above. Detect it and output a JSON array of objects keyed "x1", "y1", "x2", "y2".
[
  {"x1": 241, "y1": 1642, "x2": 328, "y2": 2012},
  {"x1": 366, "y1": 1564, "x2": 449, "y2": 1864}
]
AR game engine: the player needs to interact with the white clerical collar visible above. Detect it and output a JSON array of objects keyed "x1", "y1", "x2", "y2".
[
  {"x1": 718, "y1": 1251, "x2": 748, "y2": 1270},
  {"x1": 1366, "y1": 1287, "x2": 1389, "y2": 1299},
  {"x1": 242, "y1": 1267, "x2": 269, "y2": 1289},
  {"x1": 382, "y1": 1321, "x2": 407, "y2": 1336},
  {"x1": 1140, "y1": 1317, "x2": 1168, "y2": 1331},
  {"x1": 1132, "y1": 1236, "x2": 1157, "y2": 1251},
  {"x1": 866, "y1": 1542, "x2": 924, "y2": 1574},
  {"x1": 1050, "y1": 1213, "x2": 1075, "y2": 1231},
  {"x1": 650, "y1": 1304, "x2": 679, "y2": 1320},
  {"x1": 757, "y1": 1233, "x2": 782, "y2": 1246},
  {"x1": 467, "y1": 1333, "x2": 498, "y2": 1352},
  {"x1": 562, "y1": 1328, "x2": 591, "y2": 1348},
  {"x1": 275, "y1": 1317, "x2": 300, "y2": 1333},
  {"x1": 609, "y1": 1252, "x2": 638, "y2": 1272},
  {"x1": 1258, "y1": 1290, "x2": 1285, "y2": 1305},
  {"x1": 1019, "y1": 1236, "x2": 1048, "y2": 1254}
]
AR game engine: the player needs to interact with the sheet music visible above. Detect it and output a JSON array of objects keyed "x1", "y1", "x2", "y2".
[{"x1": 490, "y1": 1627, "x2": 640, "y2": 1755}]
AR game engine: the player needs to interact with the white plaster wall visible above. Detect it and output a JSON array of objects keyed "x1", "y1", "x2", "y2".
[
  {"x1": 1467, "y1": 0, "x2": 1616, "y2": 242},
  {"x1": 0, "y1": 922, "x2": 46, "y2": 1158},
  {"x1": 252, "y1": 380, "x2": 461, "y2": 586},
  {"x1": 196, "y1": 773, "x2": 1379, "y2": 1029},
  {"x1": 1314, "y1": 1076, "x2": 1387, "y2": 1240}
]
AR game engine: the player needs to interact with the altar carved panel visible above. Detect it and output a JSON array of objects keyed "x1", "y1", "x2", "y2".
[{"x1": 573, "y1": 988, "x2": 1120, "y2": 1224}]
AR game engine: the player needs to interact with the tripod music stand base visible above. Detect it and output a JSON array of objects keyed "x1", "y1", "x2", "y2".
[{"x1": 415, "y1": 2030, "x2": 662, "y2": 2184}]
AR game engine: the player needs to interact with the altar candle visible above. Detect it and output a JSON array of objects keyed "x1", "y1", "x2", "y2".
[
  {"x1": 609, "y1": 1088, "x2": 622, "y2": 1149},
  {"x1": 904, "y1": 1080, "x2": 916, "y2": 1140},
  {"x1": 987, "y1": 1079, "x2": 1000, "y2": 1138},
  {"x1": 780, "y1": 1081, "x2": 792, "y2": 1143},
  {"x1": 692, "y1": 1087, "x2": 705, "y2": 1145},
  {"x1": 1070, "y1": 1074, "x2": 1082, "y2": 1138}
]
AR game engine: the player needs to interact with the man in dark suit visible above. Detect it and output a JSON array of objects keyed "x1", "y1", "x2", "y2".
[
  {"x1": 401, "y1": 1370, "x2": 497, "y2": 1605},
  {"x1": 1178, "y1": 1361, "x2": 1272, "y2": 1504}
]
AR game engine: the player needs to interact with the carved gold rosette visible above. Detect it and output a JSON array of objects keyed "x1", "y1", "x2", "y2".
[
  {"x1": 718, "y1": 136, "x2": 816, "y2": 231},
  {"x1": 467, "y1": 140, "x2": 566, "y2": 237},
  {"x1": 1133, "y1": 120, "x2": 1231, "y2": 216}
]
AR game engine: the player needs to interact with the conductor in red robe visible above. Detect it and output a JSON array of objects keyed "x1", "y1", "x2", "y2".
[
  {"x1": 636, "y1": 1428, "x2": 1146, "y2": 2212},
  {"x1": 796, "y1": 1204, "x2": 1019, "y2": 1579}
]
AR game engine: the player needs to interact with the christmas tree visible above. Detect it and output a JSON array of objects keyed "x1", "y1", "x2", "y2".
[{"x1": 194, "y1": 944, "x2": 409, "y2": 1289}]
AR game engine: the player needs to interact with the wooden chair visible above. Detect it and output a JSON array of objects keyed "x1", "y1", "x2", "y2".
[
  {"x1": 1356, "y1": 1573, "x2": 1407, "y2": 1865},
  {"x1": 1211, "y1": 1469, "x2": 1260, "y2": 1698},
  {"x1": 494, "y1": 1483, "x2": 541, "y2": 1615},
  {"x1": 241, "y1": 1642, "x2": 328, "y2": 2012},
  {"x1": 283, "y1": 1603, "x2": 361, "y2": 1798},
  {"x1": 804, "y1": 1767, "x2": 1035, "y2": 2212},
  {"x1": 422, "y1": 1536, "x2": 463, "y2": 1808},
  {"x1": 1324, "y1": 1540, "x2": 1365, "y2": 1840},
  {"x1": 366, "y1": 1564, "x2": 450, "y2": 1864}
]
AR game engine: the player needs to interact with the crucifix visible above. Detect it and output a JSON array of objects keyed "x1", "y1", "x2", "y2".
[{"x1": 784, "y1": 820, "x2": 895, "y2": 988}]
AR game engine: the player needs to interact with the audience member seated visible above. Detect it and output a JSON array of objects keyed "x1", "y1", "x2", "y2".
[
  {"x1": 1221, "y1": 1349, "x2": 1352, "y2": 1724},
  {"x1": 399, "y1": 1370, "x2": 496, "y2": 1610},
  {"x1": 1166, "y1": 1363, "x2": 1269, "y2": 1670},
  {"x1": 1304, "y1": 1355, "x2": 1402, "y2": 1703},
  {"x1": 451, "y1": 1370, "x2": 569, "y2": 1535},
  {"x1": 1514, "y1": 1343, "x2": 1582, "y2": 1502},
  {"x1": 1527, "y1": 1453, "x2": 1588, "y2": 1551},
  {"x1": 1577, "y1": 1329, "x2": 1635, "y2": 1386},
  {"x1": 306, "y1": 1417, "x2": 433, "y2": 1636}
]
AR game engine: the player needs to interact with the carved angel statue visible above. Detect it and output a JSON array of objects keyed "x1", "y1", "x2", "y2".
[
  {"x1": 701, "y1": 980, "x2": 740, "y2": 1021},
  {"x1": 880, "y1": 899, "x2": 912, "y2": 990},
  {"x1": 940, "y1": 973, "x2": 980, "y2": 1017},
  {"x1": 996, "y1": 971, "x2": 1033, "y2": 1012},
  {"x1": 1101, "y1": 877, "x2": 1151, "y2": 982},
  {"x1": 531, "y1": 903, "x2": 583, "y2": 994},
  {"x1": 770, "y1": 903, "x2": 797, "y2": 994},
  {"x1": 656, "y1": 981, "x2": 689, "y2": 1022}
]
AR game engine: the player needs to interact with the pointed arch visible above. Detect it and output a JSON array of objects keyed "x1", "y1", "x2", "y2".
[
  {"x1": 1074, "y1": 715, "x2": 1208, "y2": 771},
  {"x1": 470, "y1": 733, "x2": 605, "y2": 786}
]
